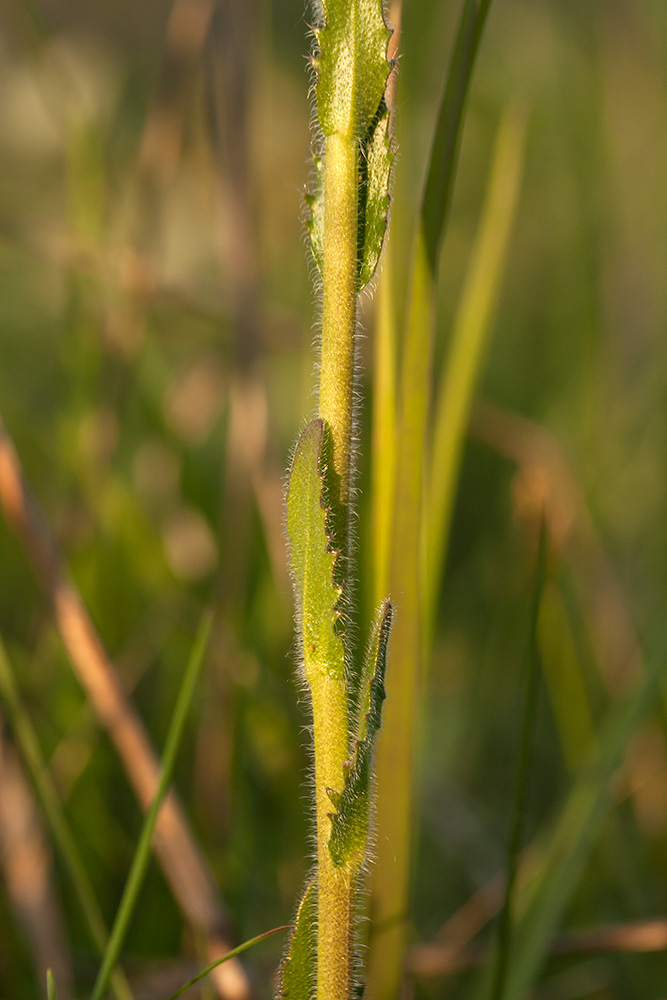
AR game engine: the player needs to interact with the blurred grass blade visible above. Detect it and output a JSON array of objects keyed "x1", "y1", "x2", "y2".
[
  {"x1": 370, "y1": 2, "x2": 495, "y2": 997},
  {"x1": 424, "y1": 103, "x2": 526, "y2": 639},
  {"x1": 421, "y1": 0, "x2": 493, "y2": 273},
  {"x1": 0, "y1": 636, "x2": 133, "y2": 1000},
  {"x1": 168, "y1": 925, "x2": 290, "y2": 1000},
  {"x1": 90, "y1": 611, "x2": 214, "y2": 1000},
  {"x1": 490, "y1": 520, "x2": 547, "y2": 1000},
  {"x1": 507, "y1": 638, "x2": 667, "y2": 997},
  {"x1": 538, "y1": 575, "x2": 596, "y2": 771},
  {"x1": 46, "y1": 969, "x2": 57, "y2": 1000},
  {"x1": 468, "y1": 628, "x2": 667, "y2": 999}
]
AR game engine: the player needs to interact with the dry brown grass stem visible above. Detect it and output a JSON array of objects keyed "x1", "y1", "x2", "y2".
[
  {"x1": 470, "y1": 399, "x2": 641, "y2": 695},
  {"x1": 0, "y1": 718, "x2": 73, "y2": 994},
  {"x1": 0, "y1": 413, "x2": 250, "y2": 1000},
  {"x1": 407, "y1": 919, "x2": 667, "y2": 979}
]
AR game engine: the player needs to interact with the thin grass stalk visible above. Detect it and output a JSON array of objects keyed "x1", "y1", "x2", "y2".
[
  {"x1": 490, "y1": 520, "x2": 547, "y2": 1000},
  {"x1": 90, "y1": 612, "x2": 213, "y2": 1000},
  {"x1": 165, "y1": 926, "x2": 290, "y2": 1000},
  {"x1": 423, "y1": 104, "x2": 526, "y2": 642}
]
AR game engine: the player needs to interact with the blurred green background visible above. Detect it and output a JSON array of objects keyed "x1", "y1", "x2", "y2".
[{"x1": 1, "y1": 1, "x2": 667, "y2": 998}]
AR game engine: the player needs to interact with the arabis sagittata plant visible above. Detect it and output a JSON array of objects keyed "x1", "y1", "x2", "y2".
[{"x1": 280, "y1": 3, "x2": 394, "y2": 1000}]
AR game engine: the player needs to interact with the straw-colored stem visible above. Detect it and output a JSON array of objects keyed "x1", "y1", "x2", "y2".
[
  {"x1": 314, "y1": 128, "x2": 359, "y2": 1000},
  {"x1": 319, "y1": 131, "x2": 359, "y2": 503}
]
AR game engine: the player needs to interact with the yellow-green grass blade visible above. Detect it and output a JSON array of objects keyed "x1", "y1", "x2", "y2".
[
  {"x1": 423, "y1": 103, "x2": 526, "y2": 642},
  {"x1": 371, "y1": 244, "x2": 398, "y2": 607},
  {"x1": 369, "y1": 2, "x2": 495, "y2": 997}
]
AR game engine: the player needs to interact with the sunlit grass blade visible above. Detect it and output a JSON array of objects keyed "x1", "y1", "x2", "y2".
[
  {"x1": 369, "y1": 2, "x2": 495, "y2": 996},
  {"x1": 90, "y1": 610, "x2": 214, "y2": 1000},
  {"x1": 371, "y1": 245, "x2": 397, "y2": 606},
  {"x1": 490, "y1": 520, "x2": 547, "y2": 1000},
  {"x1": 423, "y1": 103, "x2": 526, "y2": 640},
  {"x1": 420, "y1": 0, "x2": 493, "y2": 273},
  {"x1": 0, "y1": 636, "x2": 133, "y2": 1000},
  {"x1": 167, "y1": 925, "x2": 290, "y2": 1000}
]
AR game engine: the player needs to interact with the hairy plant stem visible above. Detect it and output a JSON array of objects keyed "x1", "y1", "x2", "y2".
[
  {"x1": 315, "y1": 129, "x2": 359, "y2": 1000},
  {"x1": 319, "y1": 131, "x2": 359, "y2": 502}
]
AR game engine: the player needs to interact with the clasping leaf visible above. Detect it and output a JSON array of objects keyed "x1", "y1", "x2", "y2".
[
  {"x1": 328, "y1": 600, "x2": 392, "y2": 868},
  {"x1": 280, "y1": 879, "x2": 317, "y2": 1000},
  {"x1": 287, "y1": 419, "x2": 346, "y2": 683},
  {"x1": 307, "y1": 0, "x2": 394, "y2": 292}
]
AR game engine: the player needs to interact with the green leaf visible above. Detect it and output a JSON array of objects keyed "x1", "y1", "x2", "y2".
[
  {"x1": 350, "y1": 599, "x2": 392, "y2": 743},
  {"x1": 357, "y1": 100, "x2": 393, "y2": 291},
  {"x1": 306, "y1": 107, "x2": 392, "y2": 292},
  {"x1": 312, "y1": 0, "x2": 391, "y2": 140},
  {"x1": 280, "y1": 879, "x2": 317, "y2": 1000},
  {"x1": 287, "y1": 419, "x2": 346, "y2": 683},
  {"x1": 328, "y1": 601, "x2": 392, "y2": 868}
]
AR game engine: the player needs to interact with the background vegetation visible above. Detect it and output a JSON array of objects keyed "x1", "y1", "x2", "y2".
[{"x1": 1, "y1": 1, "x2": 667, "y2": 998}]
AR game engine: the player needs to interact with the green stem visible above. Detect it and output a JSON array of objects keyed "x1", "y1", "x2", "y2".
[
  {"x1": 315, "y1": 129, "x2": 359, "y2": 1000},
  {"x1": 319, "y1": 131, "x2": 359, "y2": 504}
]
